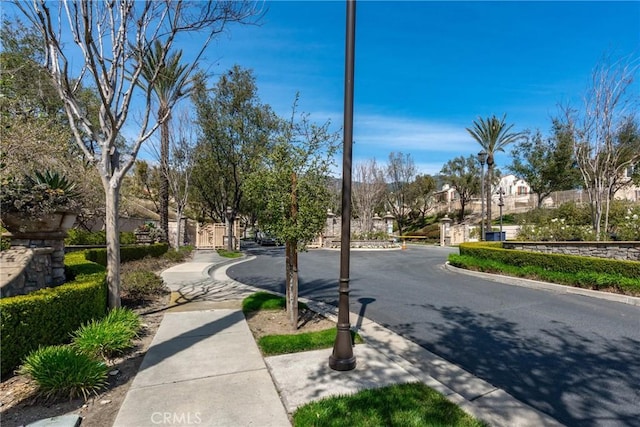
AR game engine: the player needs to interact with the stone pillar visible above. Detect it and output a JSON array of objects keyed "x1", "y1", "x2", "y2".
[
  {"x1": 5, "y1": 231, "x2": 68, "y2": 286},
  {"x1": 440, "y1": 215, "x2": 452, "y2": 246},
  {"x1": 1, "y1": 211, "x2": 78, "y2": 295}
]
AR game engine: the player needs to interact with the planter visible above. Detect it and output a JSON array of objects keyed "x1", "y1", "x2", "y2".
[{"x1": 1, "y1": 211, "x2": 77, "y2": 234}]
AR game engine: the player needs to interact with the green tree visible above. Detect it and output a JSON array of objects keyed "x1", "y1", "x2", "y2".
[
  {"x1": 140, "y1": 41, "x2": 192, "y2": 244},
  {"x1": 440, "y1": 156, "x2": 480, "y2": 222},
  {"x1": 245, "y1": 105, "x2": 339, "y2": 329},
  {"x1": 385, "y1": 152, "x2": 417, "y2": 236},
  {"x1": 406, "y1": 174, "x2": 437, "y2": 222},
  {"x1": 467, "y1": 115, "x2": 523, "y2": 231},
  {"x1": 0, "y1": 18, "x2": 103, "y2": 229},
  {"x1": 508, "y1": 121, "x2": 581, "y2": 208},
  {"x1": 191, "y1": 66, "x2": 279, "y2": 225}
]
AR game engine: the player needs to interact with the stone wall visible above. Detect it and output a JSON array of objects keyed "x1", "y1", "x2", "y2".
[
  {"x1": 0, "y1": 233, "x2": 67, "y2": 298},
  {"x1": 0, "y1": 247, "x2": 58, "y2": 298},
  {"x1": 502, "y1": 241, "x2": 640, "y2": 261}
]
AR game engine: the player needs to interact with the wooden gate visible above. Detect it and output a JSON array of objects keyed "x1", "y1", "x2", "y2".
[{"x1": 196, "y1": 223, "x2": 242, "y2": 250}]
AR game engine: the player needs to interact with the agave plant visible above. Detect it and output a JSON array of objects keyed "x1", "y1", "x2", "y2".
[{"x1": 0, "y1": 170, "x2": 81, "y2": 217}]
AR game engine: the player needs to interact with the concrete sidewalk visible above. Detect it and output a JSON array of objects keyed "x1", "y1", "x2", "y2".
[{"x1": 112, "y1": 250, "x2": 563, "y2": 427}]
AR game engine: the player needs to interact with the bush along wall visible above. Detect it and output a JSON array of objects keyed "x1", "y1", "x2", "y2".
[
  {"x1": 0, "y1": 252, "x2": 107, "y2": 378},
  {"x1": 451, "y1": 242, "x2": 640, "y2": 294},
  {"x1": 84, "y1": 243, "x2": 169, "y2": 266},
  {"x1": 457, "y1": 242, "x2": 640, "y2": 278}
]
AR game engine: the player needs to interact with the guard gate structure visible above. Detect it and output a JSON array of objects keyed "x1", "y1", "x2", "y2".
[{"x1": 196, "y1": 223, "x2": 243, "y2": 250}]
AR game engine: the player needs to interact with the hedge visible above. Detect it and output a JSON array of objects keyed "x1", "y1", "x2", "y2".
[
  {"x1": 0, "y1": 252, "x2": 107, "y2": 378},
  {"x1": 457, "y1": 242, "x2": 640, "y2": 279},
  {"x1": 84, "y1": 243, "x2": 169, "y2": 266}
]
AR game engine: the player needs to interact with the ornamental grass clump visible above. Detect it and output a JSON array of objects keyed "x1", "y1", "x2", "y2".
[
  {"x1": 18, "y1": 345, "x2": 108, "y2": 400},
  {"x1": 71, "y1": 308, "x2": 141, "y2": 360}
]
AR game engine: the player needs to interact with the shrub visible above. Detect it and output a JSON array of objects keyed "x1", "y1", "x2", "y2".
[
  {"x1": 0, "y1": 231, "x2": 9, "y2": 251},
  {"x1": 120, "y1": 231, "x2": 136, "y2": 245},
  {"x1": 121, "y1": 271, "x2": 166, "y2": 302},
  {"x1": 351, "y1": 231, "x2": 390, "y2": 240},
  {"x1": 18, "y1": 345, "x2": 108, "y2": 400},
  {"x1": 451, "y1": 243, "x2": 640, "y2": 295},
  {"x1": 163, "y1": 246, "x2": 194, "y2": 262},
  {"x1": 0, "y1": 252, "x2": 107, "y2": 378},
  {"x1": 71, "y1": 308, "x2": 140, "y2": 360},
  {"x1": 66, "y1": 229, "x2": 106, "y2": 245},
  {"x1": 85, "y1": 243, "x2": 169, "y2": 266}
]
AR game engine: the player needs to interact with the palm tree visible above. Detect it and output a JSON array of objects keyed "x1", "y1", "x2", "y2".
[
  {"x1": 141, "y1": 41, "x2": 191, "y2": 243},
  {"x1": 466, "y1": 115, "x2": 522, "y2": 234}
]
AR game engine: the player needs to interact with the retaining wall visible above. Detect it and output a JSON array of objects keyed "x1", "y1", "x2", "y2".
[{"x1": 502, "y1": 241, "x2": 640, "y2": 261}]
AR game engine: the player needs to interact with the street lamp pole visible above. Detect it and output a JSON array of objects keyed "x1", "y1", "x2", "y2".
[
  {"x1": 478, "y1": 150, "x2": 487, "y2": 241},
  {"x1": 330, "y1": 0, "x2": 357, "y2": 371},
  {"x1": 497, "y1": 188, "x2": 505, "y2": 241},
  {"x1": 226, "y1": 206, "x2": 234, "y2": 251}
]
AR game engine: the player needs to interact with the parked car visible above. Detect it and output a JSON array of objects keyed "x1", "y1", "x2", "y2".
[{"x1": 256, "y1": 231, "x2": 278, "y2": 246}]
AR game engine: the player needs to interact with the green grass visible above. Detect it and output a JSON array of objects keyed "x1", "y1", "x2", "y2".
[
  {"x1": 448, "y1": 254, "x2": 640, "y2": 294},
  {"x1": 18, "y1": 345, "x2": 108, "y2": 400},
  {"x1": 217, "y1": 248, "x2": 243, "y2": 258},
  {"x1": 293, "y1": 382, "x2": 487, "y2": 427},
  {"x1": 258, "y1": 328, "x2": 363, "y2": 356},
  {"x1": 242, "y1": 291, "x2": 307, "y2": 313}
]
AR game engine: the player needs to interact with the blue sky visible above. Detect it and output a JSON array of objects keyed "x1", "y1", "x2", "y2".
[
  {"x1": 200, "y1": 0, "x2": 639, "y2": 176},
  {"x1": 3, "y1": 1, "x2": 638, "y2": 177}
]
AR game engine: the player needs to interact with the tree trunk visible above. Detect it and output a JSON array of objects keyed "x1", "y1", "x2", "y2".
[
  {"x1": 286, "y1": 173, "x2": 299, "y2": 329},
  {"x1": 174, "y1": 210, "x2": 183, "y2": 250},
  {"x1": 459, "y1": 200, "x2": 465, "y2": 222},
  {"x1": 159, "y1": 107, "x2": 170, "y2": 244},
  {"x1": 105, "y1": 182, "x2": 122, "y2": 310},
  {"x1": 285, "y1": 240, "x2": 299, "y2": 330}
]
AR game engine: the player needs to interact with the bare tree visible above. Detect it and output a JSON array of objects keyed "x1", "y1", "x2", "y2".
[
  {"x1": 563, "y1": 53, "x2": 640, "y2": 239},
  {"x1": 167, "y1": 109, "x2": 197, "y2": 249},
  {"x1": 352, "y1": 159, "x2": 386, "y2": 238},
  {"x1": 16, "y1": 1, "x2": 261, "y2": 308}
]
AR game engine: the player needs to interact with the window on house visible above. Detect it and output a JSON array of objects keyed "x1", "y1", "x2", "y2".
[{"x1": 517, "y1": 186, "x2": 528, "y2": 195}]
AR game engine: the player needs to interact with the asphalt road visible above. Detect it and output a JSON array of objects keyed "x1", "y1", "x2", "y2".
[{"x1": 226, "y1": 243, "x2": 640, "y2": 427}]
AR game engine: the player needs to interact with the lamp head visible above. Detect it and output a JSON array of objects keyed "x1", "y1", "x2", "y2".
[{"x1": 477, "y1": 150, "x2": 488, "y2": 165}]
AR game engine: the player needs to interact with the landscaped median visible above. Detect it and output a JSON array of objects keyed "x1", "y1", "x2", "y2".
[
  {"x1": 241, "y1": 291, "x2": 488, "y2": 427},
  {"x1": 449, "y1": 242, "x2": 640, "y2": 296}
]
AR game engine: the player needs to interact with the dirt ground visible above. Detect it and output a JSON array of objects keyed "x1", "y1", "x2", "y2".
[
  {"x1": 0, "y1": 264, "x2": 334, "y2": 426},
  {"x1": 245, "y1": 307, "x2": 335, "y2": 340}
]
